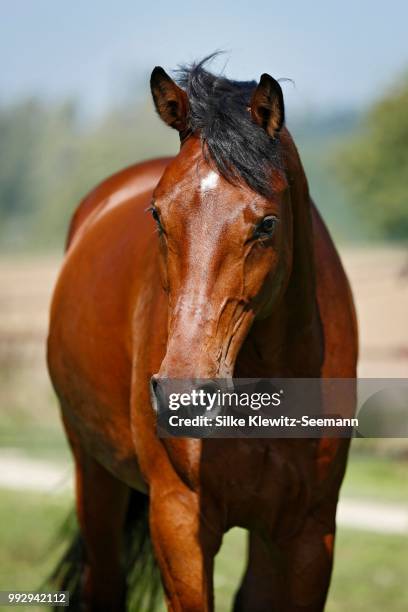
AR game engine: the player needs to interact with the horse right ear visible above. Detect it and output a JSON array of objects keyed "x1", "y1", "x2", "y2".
[
  {"x1": 150, "y1": 67, "x2": 189, "y2": 133},
  {"x1": 250, "y1": 73, "x2": 285, "y2": 137}
]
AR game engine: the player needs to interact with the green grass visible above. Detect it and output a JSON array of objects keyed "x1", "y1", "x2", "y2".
[
  {"x1": 0, "y1": 489, "x2": 407, "y2": 612},
  {"x1": 214, "y1": 528, "x2": 246, "y2": 610},
  {"x1": 0, "y1": 422, "x2": 70, "y2": 462},
  {"x1": 0, "y1": 490, "x2": 69, "y2": 610},
  {"x1": 327, "y1": 529, "x2": 408, "y2": 612},
  {"x1": 341, "y1": 451, "x2": 408, "y2": 503}
]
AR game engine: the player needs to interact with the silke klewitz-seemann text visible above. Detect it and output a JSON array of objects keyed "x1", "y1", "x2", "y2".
[{"x1": 167, "y1": 415, "x2": 359, "y2": 428}]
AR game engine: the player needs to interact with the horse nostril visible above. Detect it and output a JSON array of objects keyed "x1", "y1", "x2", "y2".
[
  {"x1": 150, "y1": 375, "x2": 163, "y2": 412},
  {"x1": 150, "y1": 378, "x2": 227, "y2": 414},
  {"x1": 196, "y1": 382, "x2": 219, "y2": 397},
  {"x1": 191, "y1": 381, "x2": 221, "y2": 413},
  {"x1": 150, "y1": 375, "x2": 158, "y2": 394}
]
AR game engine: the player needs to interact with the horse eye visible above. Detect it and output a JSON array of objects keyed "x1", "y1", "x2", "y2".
[
  {"x1": 254, "y1": 215, "x2": 278, "y2": 238},
  {"x1": 150, "y1": 207, "x2": 163, "y2": 233}
]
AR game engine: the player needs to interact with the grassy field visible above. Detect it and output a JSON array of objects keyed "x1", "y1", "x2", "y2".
[
  {"x1": 0, "y1": 437, "x2": 407, "y2": 611},
  {"x1": 0, "y1": 487, "x2": 407, "y2": 612}
]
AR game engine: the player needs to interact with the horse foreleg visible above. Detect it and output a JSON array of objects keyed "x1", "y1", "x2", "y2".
[
  {"x1": 233, "y1": 531, "x2": 283, "y2": 612},
  {"x1": 280, "y1": 513, "x2": 336, "y2": 612},
  {"x1": 234, "y1": 514, "x2": 335, "y2": 612},
  {"x1": 149, "y1": 482, "x2": 221, "y2": 612},
  {"x1": 67, "y1": 427, "x2": 130, "y2": 612}
]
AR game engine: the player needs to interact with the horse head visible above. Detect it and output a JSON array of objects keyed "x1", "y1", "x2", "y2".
[{"x1": 148, "y1": 61, "x2": 307, "y2": 402}]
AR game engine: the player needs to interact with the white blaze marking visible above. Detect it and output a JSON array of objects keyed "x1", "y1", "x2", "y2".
[{"x1": 200, "y1": 170, "x2": 219, "y2": 192}]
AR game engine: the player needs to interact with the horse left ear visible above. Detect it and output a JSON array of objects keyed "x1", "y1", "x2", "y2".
[
  {"x1": 150, "y1": 67, "x2": 189, "y2": 133},
  {"x1": 250, "y1": 73, "x2": 285, "y2": 137}
]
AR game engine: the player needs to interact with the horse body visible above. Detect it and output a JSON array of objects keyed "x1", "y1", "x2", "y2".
[{"x1": 48, "y1": 62, "x2": 357, "y2": 611}]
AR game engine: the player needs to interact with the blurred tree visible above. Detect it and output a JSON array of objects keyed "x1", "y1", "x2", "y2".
[
  {"x1": 0, "y1": 95, "x2": 177, "y2": 251},
  {"x1": 0, "y1": 88, "x2": 368, "y2": 252},
  {"x1": 334, "y1": 74, "x2": 408, "y2": 241},
  {"x1": 0, "y1": 99, "x2": 56, "y2": 224}
]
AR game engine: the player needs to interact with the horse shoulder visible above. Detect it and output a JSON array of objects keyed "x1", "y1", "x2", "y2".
[
  {"x1": 47, "y1": 158, "x2": 171, "y2": 485},
  {"x1": 66, "y1": 157, "x2": 172, "y2": 248}
]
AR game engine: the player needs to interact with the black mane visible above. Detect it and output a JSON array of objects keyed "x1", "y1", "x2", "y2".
[{"x1": 176, "y1": 57, "x2": 283, "y2": 197}]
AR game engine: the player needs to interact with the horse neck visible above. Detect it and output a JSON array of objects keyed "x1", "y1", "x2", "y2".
[
  {"x1": 280, "y1": 129, "x2": 323, "y2": 373},
  {"x1": 236, "y1": 130, "x2": 323, "y2": 377}
]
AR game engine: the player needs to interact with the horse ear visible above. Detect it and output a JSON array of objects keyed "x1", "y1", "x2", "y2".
[
  {"x1": 150, "y1": 67, "x2": 189, "y2": 132},
  {"x1": 250, "y1": 73, "x2": 285, "y2": 137}
]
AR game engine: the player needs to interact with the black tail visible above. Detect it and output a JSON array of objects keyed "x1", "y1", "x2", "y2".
[{"x1": 49, "y1": 491, "x2": 162, "y2": 611}]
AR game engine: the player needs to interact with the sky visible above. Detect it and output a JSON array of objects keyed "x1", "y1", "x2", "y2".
[{"x1": 1, "y1": 1, "x2": 408, "y2": 116}]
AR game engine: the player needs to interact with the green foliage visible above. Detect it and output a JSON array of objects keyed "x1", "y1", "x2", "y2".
[
  {"x1": 334, "y1": 74, "x2": 408, "y2": 240},
  {"x1": 0, "y1": 97, "x2": 177, "y2": 251},
  {"x1": 0, "y1": 86, "x2": 400, "y2": 252},
  {"x1": 291, "y1": 110, "x2": 364, "y2": 243}
]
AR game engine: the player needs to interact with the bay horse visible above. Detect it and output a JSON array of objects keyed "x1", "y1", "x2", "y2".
[{"x1": 47, "y1": 58, "x2": 358, "y2": 611}]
